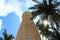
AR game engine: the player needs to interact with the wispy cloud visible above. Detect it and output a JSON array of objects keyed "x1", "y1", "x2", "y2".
[
  {"x1": 26, "y1": 0, "x2": 36, "y2": 8},
  {"x1": 0, "y1": 19, "x2": 2, "y2": 31},
  {"x1": 0, "y1": 0, "x2": 23, "y2": 20}
]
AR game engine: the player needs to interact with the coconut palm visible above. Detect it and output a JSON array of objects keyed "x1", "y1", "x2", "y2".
[
  {"x1": 3, "y1": 29, "x2": 14, "y2": 40},
  {"x1": 0, "y1": 37, "x2": 3, "y2": 40},
  {"x1": 29, "y1": 0, "x2": 60, "y2": 40},
  {"x1": 0, "y1": 29, "x2": 14, "y2": 40},
  {"x1": 29, "y1": 0, "x2": 60, "y2": 22}
]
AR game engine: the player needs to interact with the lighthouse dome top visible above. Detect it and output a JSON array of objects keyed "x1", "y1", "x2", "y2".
[{"x1": 22, "y1": 11, "x2": 33, "y2": 19}]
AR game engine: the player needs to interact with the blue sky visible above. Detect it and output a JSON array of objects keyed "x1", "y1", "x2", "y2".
[{"x1": 0, "y1": 0, "x2": 37, "y2": 39}]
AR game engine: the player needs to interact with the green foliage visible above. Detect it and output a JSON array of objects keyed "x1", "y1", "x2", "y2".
[
  {"x1": 29, "y1": 0, "x2": 60, "y2": 40},
  {"x1": 0, "y1": 37, "x2": 3, "y2": 40},
  {"x1": 0, "y1": 29, "x2": 14, "y2": 40},
  {"x1": 29, "y1": 0, "x2": 60, "y2": 22}
]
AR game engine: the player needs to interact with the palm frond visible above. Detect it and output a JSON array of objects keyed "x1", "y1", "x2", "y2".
[
  {"x1": 29, "y1": 7, "x2": 37, "y2": 10},
  {"x1": 29, "y1": 3, "x2": 42, "y2": 9},
  {"x1": 54, "y1": 2, "x2": 60, "y2": 8},
  {"x1": 56, "y1": 9, "x2": 60, "y2": 13},
  {"x1": 49, "y1": 0, "x2": 53, "y2": 5},
  {"x1": 0, "y1": 37, "x2": 3, "y2": 40},
  {"x1": 43, "y1": 0, "x2": 47, "y2": 5}
]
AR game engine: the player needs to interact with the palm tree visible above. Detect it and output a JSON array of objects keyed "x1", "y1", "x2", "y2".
[
  {"x1": 0, "y1": 37, "x2": 3, "y2": 40},
  {"x1": 29, "y1": 0, "x2": 60, "y2": 40},
  {"x1": 1, "y1": 29, "x2": 14, "y2": 40},
  {"x1": 3, "y1": 29, "x2": 14, "y2": 40}
]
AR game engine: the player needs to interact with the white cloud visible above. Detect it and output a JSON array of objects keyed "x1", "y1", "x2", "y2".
[
  {"x1": 0, "y1": 0, "x2": 23, "y2": 21},
  {"x1": 0, "y1": 19, "x2": 2, "y2": 31},
  {"x1": 26, "y1": 0, "x2": 36, "y2": 8}
]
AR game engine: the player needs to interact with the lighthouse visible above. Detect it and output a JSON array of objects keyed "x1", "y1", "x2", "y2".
[{"x1": 16, "y1": 11, "x2": 41, "y2": 40}]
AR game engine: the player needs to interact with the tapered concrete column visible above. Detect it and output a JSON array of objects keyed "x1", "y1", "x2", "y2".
[{"x1": 16, "y1": 12, "x2": 41, "y2": 40}]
